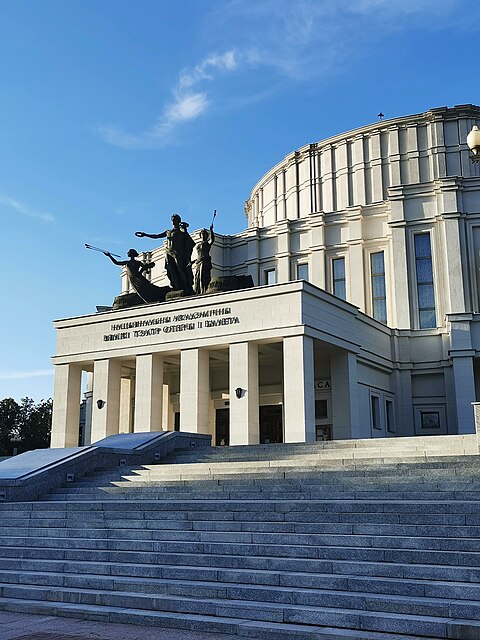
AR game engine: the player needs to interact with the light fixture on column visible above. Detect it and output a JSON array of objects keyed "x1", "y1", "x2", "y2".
[
  {"x1": 235, "y1": 387, "x2": 244, "y2": 399},
  {"x1": 97, "y1": 399, "x2": 106, "y2": 409},
  {"x1": 467, "y1": 126, "x2": 480, "y2": 162}
]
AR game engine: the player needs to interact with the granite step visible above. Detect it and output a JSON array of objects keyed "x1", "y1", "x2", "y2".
[
  {"x1": 5, "y1": 568, "x2": 480, "y2": 601},
  {"x1": 0, "y1": 597, "x2": 464, "y2": 640},
  {"x1": 3, "y1": 554, "x2": 480, "y2": 584},
  {"x1": 2, "y1": 520, "x2": 480, "y2": 538},
  {"x1": 2, "y1": 531, "x2": 479, "y2": 552},
  {"x1": 0, "y1": 540, "x2": 480, "y2": 569},
  {"x1": 2, "y1": 582, "x2": 480, "y2": 635}
]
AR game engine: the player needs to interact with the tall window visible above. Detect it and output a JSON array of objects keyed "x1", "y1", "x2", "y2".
[
  {"x1": 332, "y1": 258, "x2": 346, "y2": 299},
  {"x1": 297, "y1": 263, "x2": 309, "y2": 281},
  {"x1": 414, "y1": 234, "x2": 436, "y2": 329},
  {"x1": 370, "y1": 251, "x2": 387, "y2": 323},
  {"x1": 371, "y1": 395, "x2": 381, "y2": 430}
]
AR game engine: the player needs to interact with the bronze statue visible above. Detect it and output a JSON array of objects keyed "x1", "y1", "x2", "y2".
[
  {"x1": 104, "y1": 249, "x2": 169, "y2": 304},
  {"x1": 136, "y1": 214, "x2": 195, "y2": 294},
  {"x1": 193, "y1": 224, "x2": 215, "y2": 294}
]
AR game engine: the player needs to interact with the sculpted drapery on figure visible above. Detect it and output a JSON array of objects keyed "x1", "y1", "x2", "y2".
[
  {"x1": 103, "y1": 249, "x2": 169, "y2": 304},
  {"x1": 193, "y1": 224, "x2": 215, "y2": 294},
  {"x1": 136, "y1": 214, "x2": 195, "y2": 294}
]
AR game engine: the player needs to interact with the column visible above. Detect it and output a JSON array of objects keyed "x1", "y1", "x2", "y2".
[
  {"x1": 134, "y1": 354, "x2": 164, "y2": 432},
  {"x1": 331, "y1": 351, "x2": 361, "y2": 439},
  {"x1": 180, "y1": 348, "x2": 210, "y2": 434},
  {"x1": 452, "y1": 356, "x2": 476, "y2": 434},
  {"x1": 90, "y1": 359, "x2": 122, "y2": 443},
  {"x1": 50, "y1": 363, "x2": 82, "y2": 448},
  {"x1": 229, "y1": 342, "x2": 259, "y2": 445},
  {"x1": 283, "y1": 335, "x2": 315, "y2": 443},
  {"x1": 118, "y1": 377, "x2": 133, "y2": 434}
]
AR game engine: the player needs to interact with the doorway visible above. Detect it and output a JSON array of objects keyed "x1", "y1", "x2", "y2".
[
  {"x1": 215, "y1": 408, "x2": 229, "y2": 446},
  {"x1": 259, "y1": 405, "x2": 283, "y2": 443}
]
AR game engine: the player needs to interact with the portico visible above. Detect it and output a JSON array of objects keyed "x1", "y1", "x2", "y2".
[{"x1": 51, "y1": 281, "x2": 385, "y2": 448}]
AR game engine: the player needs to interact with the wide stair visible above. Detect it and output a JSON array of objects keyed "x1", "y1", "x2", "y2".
[{"x1": 0, "y1": 435, "x2": 480, "y2": 639}]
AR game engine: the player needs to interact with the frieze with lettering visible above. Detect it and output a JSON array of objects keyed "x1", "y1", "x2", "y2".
[{"x1": 103, "y1": 306, "x2": 240, "y2": 342}]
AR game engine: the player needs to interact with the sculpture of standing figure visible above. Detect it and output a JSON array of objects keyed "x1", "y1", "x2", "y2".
[
  {"x1": 136, "y1": 214, "x2": 195, "y2": 294},
  {"x1": 194, "y1": 224, "x2": 215, "y2": 294}
]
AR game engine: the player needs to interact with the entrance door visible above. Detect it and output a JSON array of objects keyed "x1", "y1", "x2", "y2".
[
  {"x1": 315, "y1": 393, "x2": 332, "y2": 440},
  {"x1": 215, "y1": 408, "x2": 229, "y2": 446},
  {"x1": 259, "y1": 405, "x2": 283, "y2": 443}
]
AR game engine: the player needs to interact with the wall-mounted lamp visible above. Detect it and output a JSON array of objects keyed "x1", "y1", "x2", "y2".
[
  {"x1": 97, "y1": 399, "x2": 106, "y2": 409},
  {"x1": 235, "y1": 387, "x2": 244, "y2": 399},
  {"x1": 467, "y1": 126, "x2": 480, "y2": 163}
]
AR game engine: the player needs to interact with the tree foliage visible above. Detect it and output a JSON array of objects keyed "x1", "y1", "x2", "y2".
[{"x1": 0, "y1": 397, "x2": 52, "y2": 455}]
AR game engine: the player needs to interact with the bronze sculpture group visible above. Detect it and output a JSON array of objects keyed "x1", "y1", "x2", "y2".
[{"x1": 103, "y1": 213, "x2": 215, "y2": 304}]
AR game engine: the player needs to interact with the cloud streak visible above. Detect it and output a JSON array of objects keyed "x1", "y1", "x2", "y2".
[
  {"x1": 98, "y1": 51, "x2": 237, "y2": 149},
  {"x1": 0, "y1": 194, "x2": 54, "y2": 222}
]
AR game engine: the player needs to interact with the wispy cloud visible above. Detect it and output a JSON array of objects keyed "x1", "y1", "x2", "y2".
[
  {"x1": 98, "y1": 0, "x2": 464, "y2": 149},
  {"x1": 0, "y1": 194, "x2": 54, "y2": 222},
  {"x1": 0, "y1": 369, "x2": 53, "y2": 380},
  {"x1": 98, "y1": 51, "x2": 237, "y2": 149}
]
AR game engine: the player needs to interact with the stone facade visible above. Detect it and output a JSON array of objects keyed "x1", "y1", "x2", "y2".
[{"x1": 51, "y1": 104, "x2": 480, "y2": 446}]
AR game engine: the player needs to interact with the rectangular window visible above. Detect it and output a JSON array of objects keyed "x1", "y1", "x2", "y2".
[
  {"x1": 421, "y1": 411, "x2": 440, "y2": 429},
  {"x1": 370, "y1": 251, "x2": 387, "y2": 323},
  {"x1": 332, "y1": 258, "x2": 346, "y2": 300},
  {"x1": 371, "y1": 395, "x2": 381, "y2": 430},
  {"x1": 297, "y1": 263, "x2": 309, "y2": 281},
  {"x1": 414, "y1": 234, "x2": 436, "y2": 329},
  {"x1": 315, "y1": 399, "x2": 328, "y2": 420},
  {"x1": 264, "y1": 269, "x2": 276, "y2": 285},
  {"x1": 385, "y1": 399, "x2": 395, "y2": 433}
]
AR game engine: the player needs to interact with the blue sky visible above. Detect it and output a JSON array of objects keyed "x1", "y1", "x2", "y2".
[{"x1": 0, "y1": 0, "x2": 478, "y2": 401}]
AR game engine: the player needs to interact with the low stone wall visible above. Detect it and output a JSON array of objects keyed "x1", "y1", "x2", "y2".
[{"x1": 0, "y1": 431, "x2": 211, "y2": 503}]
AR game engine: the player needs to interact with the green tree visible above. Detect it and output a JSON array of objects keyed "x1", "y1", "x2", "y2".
[
  {"x1": 0, "y1": 397, "x2": 52, "y2": 455},
  {"x1": 0, "y1": 398, "x2": 20, "y2": 455},
  {"x1": 18, "y1": 398, "x2": 52, "y2": 452}
]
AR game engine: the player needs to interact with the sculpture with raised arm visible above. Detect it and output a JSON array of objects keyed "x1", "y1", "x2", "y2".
[
  {"x1": 136, "y1": 214, "x2": 195, "y2": 294},
  {"x1": 104, "y1": 249, "x2": 169, "y2": 304},
  {"x1": 193, "y1": 224, "x2": 215, "y2": 294}
]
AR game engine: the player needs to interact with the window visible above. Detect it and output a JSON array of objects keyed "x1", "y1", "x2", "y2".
[
  {"x1": 371, "y1": 394, "x2": 381, "y2": 430},
  {"x1": 297, "y1": 263, "x2": 309, "y2": 281},
  {"x1": 264, "y1": 269, "x2": 276, "y2": 285},
  {"x1": 421, "y1": 411, "x2": 440, "y2": 429},
  {"x1": 385, "y1": 399, "x2": 395, "y2": 433},
  {"x1": 332, "y1": 258, "x2": 346, "y2": 299},
  {"x1": 414, "y1": 234, "x2": 436, "y2": 329},
  {"x1": 370, "y1": 251, "x2": 387, "y2": 323},
  {"x1": 315, "y1": 399, "x2": 328, "y2": 420}
]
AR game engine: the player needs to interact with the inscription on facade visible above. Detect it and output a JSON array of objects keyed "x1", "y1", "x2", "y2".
[{"x1": 103, "y1": 307, "x2": 240, "y2": 342}]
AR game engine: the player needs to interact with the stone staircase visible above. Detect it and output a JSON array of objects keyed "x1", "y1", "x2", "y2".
[{"x1": 0, "y1": 435, "x2": 480, "y2": 639}]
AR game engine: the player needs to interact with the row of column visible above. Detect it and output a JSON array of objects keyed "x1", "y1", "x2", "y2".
[
  {"x1": 51, "y1": 337, "x2": 362, "y2": 448},
  {"x1": 51, "y1": 336, "x2": 321, "y2": 448}
]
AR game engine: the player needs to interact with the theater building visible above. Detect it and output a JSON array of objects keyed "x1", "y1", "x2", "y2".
[{"x1": 51, "y1": 104, "x2": 480, "y2": 448}]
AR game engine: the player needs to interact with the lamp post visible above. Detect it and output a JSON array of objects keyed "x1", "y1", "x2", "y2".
[
  {"x1": 10, "y1": 435, "x2": 21, "y2": 456},
  {"x1": 467, "y1": 125, "x2": 480, "y2": 162}
]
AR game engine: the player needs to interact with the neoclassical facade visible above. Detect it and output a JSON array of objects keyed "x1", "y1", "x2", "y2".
[{"x1": 51, "y1": 104, "x2": 480, "y2": 447}]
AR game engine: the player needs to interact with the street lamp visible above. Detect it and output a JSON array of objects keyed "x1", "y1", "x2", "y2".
[
  {"x1": 10, "y1": 435, "x2": 21, "y2": 456},
  {"x1": 467, "y1": 125, "x2": 480, "y2": 162}
]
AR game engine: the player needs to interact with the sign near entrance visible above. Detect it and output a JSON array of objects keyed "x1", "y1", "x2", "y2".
[{"x1": 314, "y1": 379, "x2": 331, "y2": 390}]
